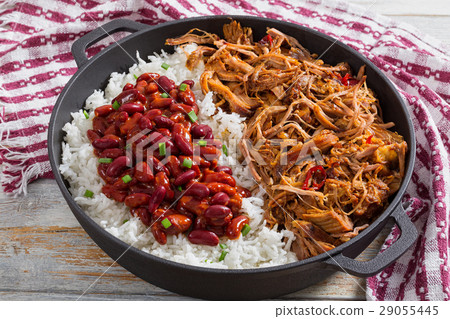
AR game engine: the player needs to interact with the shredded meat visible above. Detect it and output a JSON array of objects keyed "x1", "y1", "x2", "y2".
[{"x1": 166, "y1": 21, "x2": 408, "y2": 261}]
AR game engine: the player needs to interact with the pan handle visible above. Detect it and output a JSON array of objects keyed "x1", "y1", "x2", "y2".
[
  {"x1": 324, "y1": 203, "x2": 417, "y2": 277},
  {"x1": 71, "y1": 19, "x2": 149, "y2": 68}
]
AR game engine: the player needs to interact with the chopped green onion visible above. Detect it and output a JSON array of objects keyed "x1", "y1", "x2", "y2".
[
  {"x1": 219, "y1": 243, "x2": 228, "y2": 250},
  {"x1": 177, "y1": 185, "x2": 183, "y2": 191},
  {"x1": 161, "y1": 62, "x2": 170, "y2": 70},
  {"x1": 198, "y1": 140, "x2": 207, "y2": 146},
  {"x1": 161, "y1": 218, "x2": 172, "y2": 229},
  {"x1": 182, "y1": 158, "x2": 193, "y2": 169},
  {"x1": 123, "y1": 219, "x2": 129, "y2": 224},
  {"x1": 179, "y1": 83, "x2": 187, "y2": 91},
  {"x1": 122, "y1": 174, "x2": 132, "y2": 183},
  {"x1": 187, "y1": 110, "x2": 198, "y2": 123},
  {"x1": 161, "y1": 114, "x2": 168, "y2": 117},
  {"x1": 84, "y1": 189, "x2": 94, "y2": 198},
  {"x1": 83, "y1": 110, "x2": 89, "y2": 119},
  {"x1": 98, "y1": 158, "x2": 113, "y2": 164},
  {"x1": 112, "y1": 100, "x2": 120, "y2": 110},
  {"x1": 133, "y1": 74, "x2": 138, "y2": 79},
  {"x1": 219, "y1": 250, "x2": 228, "y2": 261},
  {"x1": 222, "y1": 144, "x2": 228, "y2": 156},
  {"x1": 160, "y1": 92, "x2": 169, "y2": 98},
  {"x1": 241, "y1": 224, "x2": 251, "y2": 236},
  {"x1": 159, "y1": 142, "x2": 166, "y2": 156}
]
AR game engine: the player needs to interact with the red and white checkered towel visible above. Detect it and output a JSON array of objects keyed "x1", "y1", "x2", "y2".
[{"x1": 1, "y1": 0, "x2": 449, "y2": 300}]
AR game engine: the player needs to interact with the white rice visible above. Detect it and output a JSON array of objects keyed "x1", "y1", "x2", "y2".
[{"x1": 60, "y1": 44, "x2": 297, "y2": 269}]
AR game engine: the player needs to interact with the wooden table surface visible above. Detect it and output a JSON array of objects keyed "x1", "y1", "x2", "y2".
[{"x1": 1, "y1": 0, "x2": 449, "y2": 301}]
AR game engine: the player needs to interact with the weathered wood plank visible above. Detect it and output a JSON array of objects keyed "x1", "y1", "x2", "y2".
[{"x1": 0, "y1": 179, "x2": 393, "y2": 300}]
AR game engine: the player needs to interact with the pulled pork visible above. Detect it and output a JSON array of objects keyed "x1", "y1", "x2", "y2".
[{"x1": 166, "y1": 21, "x2": 408, "y2": 260}]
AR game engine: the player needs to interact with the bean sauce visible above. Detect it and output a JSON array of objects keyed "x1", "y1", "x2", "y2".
[{"x1": 89, "y1": 73, "x2": 251, "y2": 246}]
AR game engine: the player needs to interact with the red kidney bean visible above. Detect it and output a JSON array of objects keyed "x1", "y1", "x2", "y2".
[
  {"x1": 106, "y1": 156, "x2": 131, "y2": 177},
  {"x1": 145, "y1": 82, "x2": 159, "y2": 94},
  {"x1": 169, "y1": 88, "x2": 178, "y2": 99},
  {"x1": 119, "y1": 112, "x2": 143, "y2": 135},
  {"x1": 178, "y1": 87, "x2": 196, "y2": 105},
  {"x1": 210, "y1": 192, "x2": 230, "y2": 206},
  {"x1": 119, "y1": 102, "x2": 144, "y2": 114},
  {"x1": 92, "y1": 137, "x2": 120, "y2": 150},
  {"x1": 112, "y1": 89, "x2": 140, "y2": 105},
  {"x1": 154, "y1": 115, "x2": 175, "y2": 128},
  {"x1": 149, "y1": 97, "x2": 174, "y2": 109},
  {"x1": 169, "y1": 112, "x2": 186, "y2": 124},
  {"x1": 157, "y1": 127, "x2": 172, "y2": 137},
  {"x1": 225, "y1": 215, "x2": 249, "y2": 240},
  {"x1": 136, "y1": 207, "x2": 151, "y2": 226},
  {"x1": 163, "y1": 214, "x2": 192, "y2": 235},
  {"x1": 214, "y1": 166, "x2": 232, "y2": 175},
  {"x1": 158, "y1": 75, "x2": 176, "y2": 92},
  {"x1": 173, "y1": 123, "x2": 191, "y2": 142},
  {"x1": 135, "y1": 80, "x2": 147, "y2": 94},
  {"x1": 204, "y1": 205, "x2": 232, "y2": 220},
  {"x1": 177, "y1": 196, "x2": 209, "y2": 216},
  {"x1": 144, "y1": 109, "x2": 162, "y2": 120},
  {"x1": 236, "y1": 186, "x2": 252, "y2": 198},
  {"x1": 228, "y1": 193, "x2": 243, "y2": 215},
  {"x1": 155, "y1": 171, "x2": 174, "y2": 200},
  {"x1": 181, "y1": 79, "x2": 194, "y2": 87},
  {"x1": 202, "y1": 170, "x2": 236, "y2": 187},
  {"x1": 170, "y1": 103, "x2": 194, "y2": 114},
  {"x1": 92, "y1": 116, "x2": 108, "y2": 135},
  {"x1": 134, "y1": 161, "x2": 154, "y2": 182},
  {"x1": 174, "y1": 169, "x2": 196, "y2": 186},
  {"x1": 122, "y1": 83, "x2": 134, "y2": 91},
  {"x1": 197, "y1": 145, "x2": 221, "y2": 161},
  {"x1": 137, "y1": 72, "x2": 160, "y2": 83},
  {"x1": 188, "y1": 230, "x2": 219, "y2": 246},
  {"x1": 99, "y1": 148, "x2": 124, "y2": 159},
  {"x1": 124, "y1": 193, "x2": 151, "y2": 208},
  {"x1": 116, "y1": 111, "x2": 129, "y2": 124},
  {"x1": 165, "y1": 155, "x2": 182, "y2": 177},
  {"x1": 206, "y1": 182, "x2": 237, "y2": 196},
  {"x1": 174, "y1": 133, "x2": 193, "y2": 156},
  {"x1": 147, "y1": 156, "x2": 170, "y2": 176},
  {"x1": 192, "y1": 155, "x2": 210, "y2": 168},
  {"x1": 191, "y1": 124, "x2": 212, "y2": 139},
  {"x1": 94, "y1": 105, "x2": 113, "y2": 117},
  {"x1": 183, "y1": 183, "x2": 210, "y2": 199},
  {"x1": 139, "y1": 116, "x2": 153, "y2": 130},
  {"x1": 148, "y1": 185, "x2": 166, "y2": 214},
  {"x1": 87, "y1": 129, "x2": 101, "y2": 142},
  {"x1": 151, "y1": 223, "x2": 167, "y2": 244}
]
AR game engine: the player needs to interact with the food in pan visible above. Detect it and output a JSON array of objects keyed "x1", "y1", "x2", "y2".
[
  {"x1": 166, "y1": 21, "x2": 407, "y2": 260},
  {"x1": 60, "y1": 20, "x2": 406, "y2": 267}
]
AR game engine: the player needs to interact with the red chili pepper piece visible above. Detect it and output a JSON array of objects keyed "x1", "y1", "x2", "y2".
[
  {"x1": 366, "y1": 134, "x2": 373, "y2": 144},
  {"x1": 302, "y1": 165, "x2": 327, "y2": 191},
  {"x1": 260, "y1": 34, "x2": 273, "y2": 46}
]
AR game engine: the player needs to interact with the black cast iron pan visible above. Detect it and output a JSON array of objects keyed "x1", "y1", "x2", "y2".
[{"x1": 48, "y1": 16, "x2": 417, "y2": 300}]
